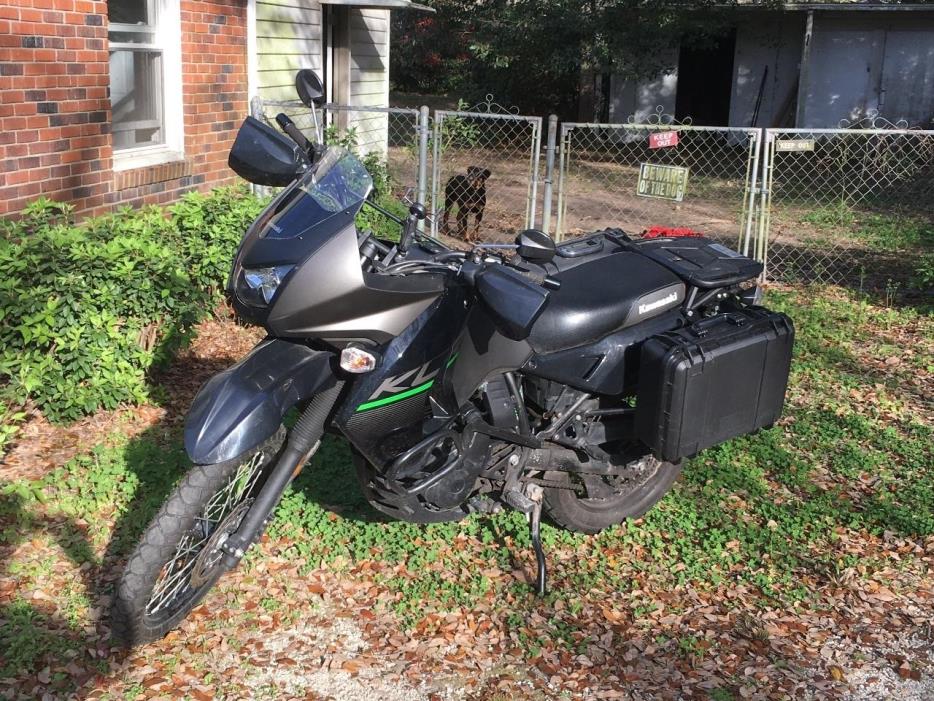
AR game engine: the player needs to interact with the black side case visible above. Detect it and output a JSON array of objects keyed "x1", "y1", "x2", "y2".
[{"x1": 635, "y1": 307, "x2": 794, "y2": 462}]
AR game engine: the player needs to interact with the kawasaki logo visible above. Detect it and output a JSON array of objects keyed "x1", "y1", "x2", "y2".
[{"x1": 638, "y1": 292, "x2": 678, "y2": 315}]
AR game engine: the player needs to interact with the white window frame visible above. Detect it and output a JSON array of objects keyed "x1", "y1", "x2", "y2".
[{"x1": 109, "y1": 0, "x2": 184, "y2": 171}]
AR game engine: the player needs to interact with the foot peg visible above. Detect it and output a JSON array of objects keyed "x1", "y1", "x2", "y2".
[{"x1": 504, "y1": 484, "x2": 547, "y2": 597}]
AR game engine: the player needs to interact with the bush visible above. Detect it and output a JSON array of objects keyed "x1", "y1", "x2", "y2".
[
  {"x1": 170, "y1": 187, "x2": 268, "y2": 295},
  {"x1": 915, "y1": 252, "x2": 934, "y2": 290},
  {"x1": 0, "y1": 188, "x2": 265, "y2": 424}
]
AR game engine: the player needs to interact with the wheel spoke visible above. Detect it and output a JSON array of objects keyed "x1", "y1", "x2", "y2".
[{"x1": 144, "y1": 448, "x2": 272, "y2": 619}]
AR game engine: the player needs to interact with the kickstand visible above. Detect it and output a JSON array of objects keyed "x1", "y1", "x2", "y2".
[
  {"x1": 528, "y1": 485, "x2": 547, "y2": 597},
  {"x1": 503, "y1": 478, "x2": 548, "y2": 597}
]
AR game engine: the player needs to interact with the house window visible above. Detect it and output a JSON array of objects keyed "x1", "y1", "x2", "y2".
[{"x1": 108, "y1": 0, "x2": 183, "y2": 168}]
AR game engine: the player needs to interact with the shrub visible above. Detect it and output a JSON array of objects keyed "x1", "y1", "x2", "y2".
[
  {"x1": 170, "y1": 186, "x2": 268, "y2": 295},
  {"x1": 0, "y1": 390, "x2": 26, "y2": 455},
  {"x1": 323, "y1": 124, "x2": 406, "y2": 242},
  {"x1": 0, "y1": 188, "x2": 263, "y2": 424},
  {"x1": 915, "y1": 252, "x2": 934, "y2": 290}
]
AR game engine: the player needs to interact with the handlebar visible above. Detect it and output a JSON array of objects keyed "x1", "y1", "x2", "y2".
[
  {"x1": 512, "y1": 266, "x2": 562, "y2": 291},
  {"x1": 275, "y1": 113, "x2": 311, "y2": 152},
  {"x1": 454, "y1": 257, "x2": 560, "y2": 292}
]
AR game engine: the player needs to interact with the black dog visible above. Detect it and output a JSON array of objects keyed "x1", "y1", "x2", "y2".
[{"x1": 442, "y1": 166, "x2": 491, "y2": 241}]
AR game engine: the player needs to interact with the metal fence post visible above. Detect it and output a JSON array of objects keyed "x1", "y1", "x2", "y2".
[
  {"x1": 554, "y1": 123, "x2": 570, "y2": 242},
  {"x1": 741, "y1": 128, "x2": 763, "y2": 258},
  {"x1": 430, "y1": 112, "x2": 443, "y2": 237},
  {"x1": 527, "y1": 119, "x2": 543, "y2": 230},
  {"x1": 417, "y1": 106, "x2": 430, "y2": 206},
  {"x1": 416, "y1": 105, "x2": 430, "y2": 231},
  {"x1": 541, "y1": 114, "x2": 558, "y2": 235},
  {"x1": 756, "y1": 131, "x2": 775, "y2": 281}
]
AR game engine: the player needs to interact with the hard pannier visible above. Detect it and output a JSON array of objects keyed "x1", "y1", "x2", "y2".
[{"x1": 635, "y1": 307, "x2": 794, "y2": 462}]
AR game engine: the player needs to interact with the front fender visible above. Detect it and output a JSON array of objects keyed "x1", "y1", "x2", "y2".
[{"x1": 184, "y1": 339, "x2": 336, "y2": 464}]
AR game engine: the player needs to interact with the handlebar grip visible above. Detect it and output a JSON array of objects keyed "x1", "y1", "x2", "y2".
[
  {"x1": 275, "y1": 113, "x2": 310, "y2": 150},
  {"x1": 515, "y1": 267, "x2": 561, "y2": 291}
]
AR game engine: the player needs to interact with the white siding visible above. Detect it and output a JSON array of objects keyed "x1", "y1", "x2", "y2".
[
  {"x1": 256, "y1": 0, "x2": 324, "y2": 101},
  {"x1": 253, "y1": 2, "x2": 392, "y2": 152},
  {"x1": 608, "y1": 50, "x2": 679, "y2": 125},
  {"x1": 878, "y1": 18, "x2": 934, "y2": 128},
  {"x1": 799, "y1": 14, "x2": 934, "y2": 129},
  {"x1": 799, "y1": 15, "x2": 886, "y2": 128},
  {"x1": 346, "y1": 8, "x2": 390, "y2": 156}
]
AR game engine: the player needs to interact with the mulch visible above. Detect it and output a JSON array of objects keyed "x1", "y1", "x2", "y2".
[{"x1": 0, "y1": 314, "x2": 263, "y2": 482}]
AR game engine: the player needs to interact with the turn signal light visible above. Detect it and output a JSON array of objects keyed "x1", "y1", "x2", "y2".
[{"x1": 340, "y1": 346, "x2": 378, "y2": 373}]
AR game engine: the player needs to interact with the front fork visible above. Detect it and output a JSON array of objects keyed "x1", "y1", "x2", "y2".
[{"x1": 219, "y1": 382, "x2": 345, "y2": 568}]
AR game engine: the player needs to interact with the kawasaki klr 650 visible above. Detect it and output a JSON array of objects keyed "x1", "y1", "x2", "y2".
[{"x1": 115, "y1": 70, "x2": 794, "y2": 646}]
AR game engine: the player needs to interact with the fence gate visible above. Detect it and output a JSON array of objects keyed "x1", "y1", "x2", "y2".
[
  {"x1": 555, "y1": 112, "x2": 761, "y2": 254},
  {"x1": 759, "y1": 122, "x2": 934, "y2": 285},
  {"x1": 431, "y1": 97, "x2": 542, "y2": 241}
]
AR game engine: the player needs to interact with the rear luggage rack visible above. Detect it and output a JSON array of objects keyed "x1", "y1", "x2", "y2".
[{"x1": 633, "y1": 237, "x2": 763, "y2": 289}]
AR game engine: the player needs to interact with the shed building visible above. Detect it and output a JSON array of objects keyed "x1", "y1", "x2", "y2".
[{"x1": 608, "y1": 2, "x2": 934, "y2": 129}]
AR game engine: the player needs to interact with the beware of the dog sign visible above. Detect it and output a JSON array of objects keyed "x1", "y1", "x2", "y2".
[
  {"x1": 637, "y1": 163, "x2": 689, "y2": 202},
  {"x1": 649, "y1": 131, "x2": 679, "y2": 149}
]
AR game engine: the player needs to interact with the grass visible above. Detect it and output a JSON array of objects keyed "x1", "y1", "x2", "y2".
[
  {"x1": 0, "y1": 284, "x2": 931, "y2": 692},
  {"x1": 801, "y1": 203, "x2": 933, "y2": 254}
]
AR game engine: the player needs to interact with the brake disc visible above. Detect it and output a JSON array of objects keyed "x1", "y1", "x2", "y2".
[{"x1": 190, "y1": 500, "x2": 252, "y2": 587}]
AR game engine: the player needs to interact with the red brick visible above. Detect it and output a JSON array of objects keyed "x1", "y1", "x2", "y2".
[{"x1": 4, "y1": 0, "x2": 247, "y2": 218}]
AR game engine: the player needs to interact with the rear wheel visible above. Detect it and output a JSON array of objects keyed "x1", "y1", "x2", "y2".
[
  {"x1": 114, "y1": 428, "x2": 285, "y2": 647},
  {"x1": 543, "y1": 455, "x2": 680, "y2": 534}
]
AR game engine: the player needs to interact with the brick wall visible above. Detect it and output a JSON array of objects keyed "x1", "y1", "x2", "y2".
[{"x1": 0, "y1": 0, "x2": 249, "y2": 219}]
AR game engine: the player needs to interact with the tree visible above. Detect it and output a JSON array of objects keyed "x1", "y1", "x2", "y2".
[{"x1": 391, "y1": 0, "x2": 771, "y2": 118}]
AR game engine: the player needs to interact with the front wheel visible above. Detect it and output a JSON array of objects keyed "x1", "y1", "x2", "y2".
[
  {"x1": 543, "y1": 455, "x2": 681, "y2": 534},
  {"x1": 114, "y1": 428, "x2": 285, "y2": 647}
]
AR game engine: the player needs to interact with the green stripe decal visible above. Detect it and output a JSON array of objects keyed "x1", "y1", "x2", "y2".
[
  {"x1": 355, "y1": 379, "x2": 435, "y2": 413},
  {"x1": 354, "y1": 352, "x2": 458, "y2": 413}
]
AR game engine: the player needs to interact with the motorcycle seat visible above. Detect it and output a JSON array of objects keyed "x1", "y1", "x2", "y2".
[{"x1": 529, "y1": 252, "x2": 685, "y2": 354}]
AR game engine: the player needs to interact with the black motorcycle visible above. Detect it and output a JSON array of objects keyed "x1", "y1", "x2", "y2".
[{"x1": 115, "y1": 70, "x2": 794, "y2": 646}]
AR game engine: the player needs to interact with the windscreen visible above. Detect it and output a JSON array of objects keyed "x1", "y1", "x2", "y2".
[{"x1": 261, "y1": 147, "x2": 373, "y2": 240}]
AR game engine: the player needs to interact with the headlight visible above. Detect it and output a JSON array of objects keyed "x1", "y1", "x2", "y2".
[{"x1": 237, "y1": 265, "x2": 294, "y2": 307}]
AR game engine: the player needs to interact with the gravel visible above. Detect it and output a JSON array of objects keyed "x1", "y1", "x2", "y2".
[
  {"x1": 218, "y1": 606, "x2": 470, "y2": 701},
  {"x1": 833, "y1": 631, "x2": 934, "y2": 701}
]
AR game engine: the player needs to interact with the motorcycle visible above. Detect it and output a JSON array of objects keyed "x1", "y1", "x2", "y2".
[{"x1": 115, "y1": 70, "x2": 794, "y2": 646}]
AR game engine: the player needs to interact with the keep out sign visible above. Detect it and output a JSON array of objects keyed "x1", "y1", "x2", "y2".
[
  {"x1": 637, "y1": 163, "x2": 690, "y2": 202},
  {"x1": 649, "y1": 131, "x2": 679, "y2": 149}
]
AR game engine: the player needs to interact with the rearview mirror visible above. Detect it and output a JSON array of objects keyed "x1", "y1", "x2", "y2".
[
  {"x1": 295, "y1": 69, "x2": 325, "y2": 108},
  {"x1": 516, "y1": 229, "x2": 556, "y2": 262}
]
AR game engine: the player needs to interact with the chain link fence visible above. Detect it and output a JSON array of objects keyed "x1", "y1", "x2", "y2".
[
  {"x1": 555, "y1": 118, "x2": 761, "y2": 252},
  {"x1": 249, "y1": 96, "x2": 931, "y2": 288},
  {"x1": 430, "y1": 99, "x2": 542, "y2": 242},
  {"x1": 760, "y1": 126, "x2": 934, "y2": 285},
  {"x1": 252, "y1": 98, "x2": 426, "y2": 203}
]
